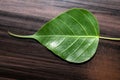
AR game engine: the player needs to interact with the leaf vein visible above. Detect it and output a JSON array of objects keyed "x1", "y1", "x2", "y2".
[
  {"x1": 67, "y1": 13, "x2": 88, "y2": 35},
  {"x1": 59, "y1": 19, "x2": 75, "y2": 35},
  {"x1": 66, "y1": 38, "x2": 87, "y2": 59},
  {"x1": 79, "y1": 10, "x2": 98, "y2": 35},
  {"x1": 74, "y1": 38, "x2": 96, "y2": 61},
  {"x1": 61, "y1": 37, "x2": 80, "y2": 56}
]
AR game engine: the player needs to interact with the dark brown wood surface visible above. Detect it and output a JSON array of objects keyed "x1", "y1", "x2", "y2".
[{"x1": 0, "y1": 0, "x2": 120, "y2": 80}]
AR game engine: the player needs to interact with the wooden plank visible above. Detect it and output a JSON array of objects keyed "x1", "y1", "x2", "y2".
[
  {"x1": 0, "y1": 77, "x2": 16, "y2": 80},
  {"x1": 0, "y1": 0, "x2": 120, "y2": 80}
]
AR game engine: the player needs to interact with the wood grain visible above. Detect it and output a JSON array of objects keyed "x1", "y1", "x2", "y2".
[{"x1": 0, "y1": 0, "x2": 120, "y2": 80}]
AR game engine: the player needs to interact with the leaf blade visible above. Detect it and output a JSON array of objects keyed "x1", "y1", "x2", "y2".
[
  {"x1": 33, "y1": 8, "x2": 99, "y2": 63},
  {"x1": 9, "y1": 8, "x2": 100, "y2": 63}
]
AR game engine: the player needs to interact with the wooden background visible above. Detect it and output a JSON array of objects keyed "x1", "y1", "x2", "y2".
[{"x1": 0, "y1": 0, "x2": 120, "y2": 80}]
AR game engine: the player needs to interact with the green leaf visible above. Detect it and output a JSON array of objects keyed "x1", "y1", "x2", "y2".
[
  {"x1": 9, "y1": 8, "x2": 100, "y2": 63},
  {"x1": 8, "y1": 8, "x2": 120, "y2": 63}
]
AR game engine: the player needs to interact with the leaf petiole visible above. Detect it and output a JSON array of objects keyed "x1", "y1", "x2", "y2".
[{"x1": 99, "y1": 36, "x2": 120, "y2": 40}]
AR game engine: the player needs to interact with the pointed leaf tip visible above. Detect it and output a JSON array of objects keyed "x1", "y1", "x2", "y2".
[{"x1": 8, "y1": 31, "x2": 34, "y2": 38}]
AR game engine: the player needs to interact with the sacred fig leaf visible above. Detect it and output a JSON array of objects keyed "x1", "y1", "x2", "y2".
[
  {"x1": 9, "y1": 8, "x2": 100, "y2": 63},
  {"x1": 9, "y1": 8, "x2": 120, "y2": 63}
]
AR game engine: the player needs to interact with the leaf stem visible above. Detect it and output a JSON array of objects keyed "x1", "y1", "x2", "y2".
[
  {"x1": 8, "y1": 31, "x2": 34, "y2": 38},
  {"x1": 99, "y1": 36, "x2": 120, "y2": 40}
]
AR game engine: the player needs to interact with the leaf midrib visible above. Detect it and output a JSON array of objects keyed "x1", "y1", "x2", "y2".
[{"x1": 34, "y1": 35, "x2": 99, "y2": 38}]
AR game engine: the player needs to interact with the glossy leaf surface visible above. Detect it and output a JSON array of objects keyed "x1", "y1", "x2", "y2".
[{"x1": 9, "y1": 8, "x2": 99, "y2": 63}]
